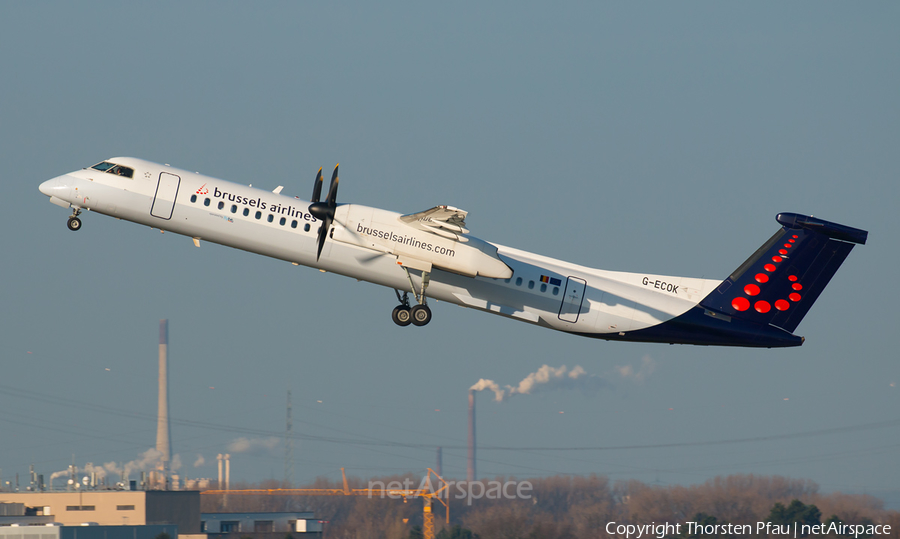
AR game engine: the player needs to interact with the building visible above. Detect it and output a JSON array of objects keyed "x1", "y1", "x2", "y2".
[
  {"x1": 0, "y1": 492, "x2": 199, "y2": 534},
  {"x1": 0, "y1": 503, "x2": 54, "y2": 527},
  {"x1": 0, "y1": 524, "x2": 178, "y2": 539},
  {"x1": 202, "y1": 512, "x2": 323, "y2": 536}
]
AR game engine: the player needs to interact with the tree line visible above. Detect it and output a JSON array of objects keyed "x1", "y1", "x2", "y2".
[{"x1": 201, "y1": 473, "x2": 899, "y2": 539}]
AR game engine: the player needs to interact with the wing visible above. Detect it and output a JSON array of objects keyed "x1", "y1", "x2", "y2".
[{"x1": 399, "y1": 205, "x2": 470, "y2": 242}]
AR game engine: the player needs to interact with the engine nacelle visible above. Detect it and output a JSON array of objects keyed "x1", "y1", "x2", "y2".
[{"x1": 331, "y1": 204, "x2": 513, "y2": 279}]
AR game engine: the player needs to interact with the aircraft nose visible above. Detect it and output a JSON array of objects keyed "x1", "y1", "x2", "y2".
[
  {"x1": 39, "y1": 178, "x2": 56, "y2": 196},
  {"x1": 39, "y1": 175, "x2": 74, "y2": 198}
]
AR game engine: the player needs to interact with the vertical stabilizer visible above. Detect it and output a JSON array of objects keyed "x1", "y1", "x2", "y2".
[{"x1": 701, "y1": 213, "x2": 867, "y2": 333}]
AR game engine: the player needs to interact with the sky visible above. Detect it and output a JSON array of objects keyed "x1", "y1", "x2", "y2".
[{"x1": 1, "y1": 2, "x2": 899, "y2": 507}]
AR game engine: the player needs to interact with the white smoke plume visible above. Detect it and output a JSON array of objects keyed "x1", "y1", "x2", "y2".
[
  {"x1": 125, "y1": 448, "x2": 163, "y2": 476},
  {"x1": 99, "y1": 448, "x2": 183, "y2": 479},
  {"x1": 48, "y1": 449, "x2": 186, "y2": 488},
  {"x1": 82, "y1": 462, "x2": 106, "y2": 481},
  {"x1": 194, "y1": 454, "x2": 205, "y2": 468},
  {"x1": 227, "y1": 436, "x2": 280, "y2": 455},
  {"x1": 471, "y1": 358, "x2": 657, "y2": 402},
  {"x1": 470, "y1": 378, "x2": 505, "y2": 401},
  {"x1": 470, "y1": 364, "x2": 609, "y2": 402},
  {"x1": 615, "y1": 355, "x2": 656, "y2": 382},
  {"x1": 49, "y1": 469, "x2": 70, "y2": 488},
  {"x1": 48, "y1": 464, "x2": 106, "y2": 487}
]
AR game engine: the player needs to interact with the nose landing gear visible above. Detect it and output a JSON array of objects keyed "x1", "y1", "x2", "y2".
[{"x1": 67, "y1": 208, "x2": 83, "y2": 231}]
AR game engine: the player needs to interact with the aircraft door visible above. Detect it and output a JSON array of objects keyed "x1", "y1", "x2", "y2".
[
  {"x1": 151, "y1": 172, "x2": 181, "y2": 219},
  {"x1": 558, "y1": 276, "x2": 587, "y2": 323}
]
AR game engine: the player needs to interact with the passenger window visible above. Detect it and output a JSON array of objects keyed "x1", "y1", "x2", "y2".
[
  {"x1": 243, "y1": 208, "x2": 249, "y2": 217},
  {"x1": 515, "y1": 277, "x2": 523, "y2": 286},
  {"x1": 540, "y1": 283, "x2": 547, "y2": 293},
  {"x1": 231, "y1": 205, "x2": 238, "y2": 214},
  {"x1": 204, "y1": 198, "x2": 211, "y2": 207},
  {"x1": 528, "y1": 281, "x2": 535, "y2": 289},
  {"x1": 255, "y1": 211, "x2": 262, "y2": 219},
  {"x1": 279, "y1": 217, "x2": 286, "y2": 226},
  {"x1": 291, "y1": 220, "x2": 298, "y2": 229},
  {"x1": 304, "y1": 223, "x2": 311, "y2": 232},
  {"x1": 217, "y1": 201, "x2": 224, "y2": 210},
  {"x1": 267, "y1": 214, "x2": 274, "y2": 223},
  {"x1": 190, "y1": 194, "x2": 197, "y2": 203},
  {"x1": 552, "y1": 287, "x2": 559, "y2": 295}
]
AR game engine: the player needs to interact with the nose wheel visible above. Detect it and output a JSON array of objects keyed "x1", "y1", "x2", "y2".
[{"x1": 67, "y1": 209, "x2": 83, "y2": 231}]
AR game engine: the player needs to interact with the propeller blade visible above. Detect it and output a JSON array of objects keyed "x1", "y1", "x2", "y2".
[
  {"x1": 315, "y1": 215, "x2": 332, "y2": 261},
  {"x1": 311, "y1": 167, "x2": 323, "y2": 203},
  {"x1": 326, "y1": 164, "x2": 339, "y2": 206},
  {"x1": 308, "y1": 164, "x2": 341, "y2": 261}
]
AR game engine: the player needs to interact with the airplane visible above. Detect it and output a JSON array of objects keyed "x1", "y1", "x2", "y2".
[{"x1": 39, "y1": 158, "x2": 867, "y2": 348}]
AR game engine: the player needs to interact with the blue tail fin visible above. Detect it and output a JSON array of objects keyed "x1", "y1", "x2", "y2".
[{"x1": 700, "y1": 213, "x2": 867, "y2": 333}]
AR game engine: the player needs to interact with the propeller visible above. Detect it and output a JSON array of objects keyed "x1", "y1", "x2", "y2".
[
  {"x1": 309, "y1": 164, "x2": 339, "y2": 261},
  {"x1": 311, "y1": 167, "x2": 323, "y2": 203}
]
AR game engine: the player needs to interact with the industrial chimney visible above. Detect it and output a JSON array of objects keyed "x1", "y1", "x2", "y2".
[
  {"x1": 156, "y1": 319, "x2": 172, "y2": 488},
  {"x1": 467, "y1": 389, "x2": 476, "y2": 482}
]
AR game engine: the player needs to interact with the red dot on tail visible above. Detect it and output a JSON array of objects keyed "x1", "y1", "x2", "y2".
[
  {"x1": 775, "y1": 300, "x2": 790, "y2": 311},
  {"x1": 732, "y1": 297, "x2": 750, "y2": 311},
  {"x1": 755, "y1": 301, "x2": 771, "y2": 313}
]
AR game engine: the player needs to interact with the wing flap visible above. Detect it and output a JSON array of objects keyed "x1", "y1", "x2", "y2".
[{"x1": 400, "y1": 205, "x2": 470, "y2": 241}]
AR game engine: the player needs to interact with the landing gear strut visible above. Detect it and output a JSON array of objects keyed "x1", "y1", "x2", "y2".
[
  {"x1": 67, "y1": 208, "x2": 82, "y2": 231},
  {"x1": 391, "y1": 268, "x2": 433, "y2": 327}
]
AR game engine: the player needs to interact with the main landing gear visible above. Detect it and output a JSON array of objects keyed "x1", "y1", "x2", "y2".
[
  {"x1": 67, "y1": 208, "x2": 83, "y2": 231},
  {"x1": 392, "y1": 268, "x2": 433, "y2": 327}
]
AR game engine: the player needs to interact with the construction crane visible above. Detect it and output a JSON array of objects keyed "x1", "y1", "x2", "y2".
[{"x1": 202, "y1": 468, "x2": 450, "y2": 539}]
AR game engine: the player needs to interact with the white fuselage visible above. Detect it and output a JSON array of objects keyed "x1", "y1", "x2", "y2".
[{"x1": 40, "y1": 158, "x2": 723, "y2": 339}]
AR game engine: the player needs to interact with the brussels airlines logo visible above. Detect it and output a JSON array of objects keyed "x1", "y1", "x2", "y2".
[
  {"x1": 356, "y1": 223, "x2": 456, "y2": 257},
  {"x1": 196, "y1": 183, "x2": 209, "y2": 195},
  {"x1": 209, "y1": 186, "x2": 317, "y2": 222}
]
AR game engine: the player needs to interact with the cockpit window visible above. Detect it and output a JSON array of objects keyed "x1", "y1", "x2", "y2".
[
  {"x1": 91, "y1": 161, "x2": 134, "y2": 179},
  {"x1": 108, "y1": 165, "x2": 134, "y2": 178},
  {"x1": 91, "y1": 162, "x2": 116, "y2": 172}
]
